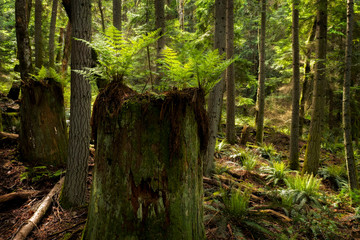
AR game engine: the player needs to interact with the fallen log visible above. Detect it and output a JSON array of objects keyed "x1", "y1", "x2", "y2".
[
  {"x1": 0, "y1": 131, "x2": 18, "y2": 147},
  {"x1": 13, "y1": 177, "x2": 64, "y2": 240},
  {"x1": 0, "y1": 190, "x2": 41, "y2": 204}
]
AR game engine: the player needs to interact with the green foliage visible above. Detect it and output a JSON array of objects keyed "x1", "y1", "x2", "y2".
[
  {"x1": 258, "y1": 142, "x2": 281, "y2": 161},
  {"x1": 242, "y1": 154, "x2": 257, "y2": 171},
  {"x1": 20, "y1": 166, "x2": 64, "y2": 183},
  {"x1": 261, "y1": 161, "x2": 290, "y2": 186},
  {"x1": 223, "y1": 188, "x2": 251, "y2": 219},
  {"x1": 159, "y1": 45, "x2": 236, "y2": 94},
  {"x1": 318, "y1": 165, "x2": 348, "y2": 191},
  {"x1": 31, "y1": 66, "x2": 65, "y2": 85},
  {"x1": 78, "y1": 26, "x2": 159, "y2": 82}
]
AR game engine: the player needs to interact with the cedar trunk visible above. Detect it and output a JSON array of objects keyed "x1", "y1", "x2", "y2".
[
  {"x1": 302, "y1": 0, "x2": 327, "y2": 175},
  {"x1": 255, "y1": 0, "x2": 266, "y2": 144},
  {"x1": 84, "y1": 83, "x2": 207, "y2": 239},
  {"x1": 289, "y1": 0, "x2": 300, "y2": 170},
  {"x1": 19, "y1": 79, "x2": 67, "y2": 167}
]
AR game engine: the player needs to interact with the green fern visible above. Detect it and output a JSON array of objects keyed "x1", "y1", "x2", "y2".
[
  {"x1": 77, "y1": 26, "x2": 160, "y2": 82},
  {"x1": 159, "y1": 46, "x2": 236, "y2": 94}
]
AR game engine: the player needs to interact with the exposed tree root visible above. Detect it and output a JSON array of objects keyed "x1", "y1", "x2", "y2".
[{"x1": 12, "y1": 177, "x2": 64, "y2": 240}]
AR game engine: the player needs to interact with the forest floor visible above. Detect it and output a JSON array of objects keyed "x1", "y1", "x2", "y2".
[{"x1": 1, "y1": 124, "x2": 360, "y2": 240}]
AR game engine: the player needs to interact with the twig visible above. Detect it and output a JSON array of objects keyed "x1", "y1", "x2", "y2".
[{"x1": 47, "y1": 219, "x2": 86, "y2": 238}]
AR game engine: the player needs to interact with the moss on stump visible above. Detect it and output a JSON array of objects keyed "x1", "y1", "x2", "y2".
[
  {"x1": 83, "y1": 81, "x2": 207, "y2": 240},
  {"x1": 19, "y1": 79, "x2": 67, "y2": 167}
]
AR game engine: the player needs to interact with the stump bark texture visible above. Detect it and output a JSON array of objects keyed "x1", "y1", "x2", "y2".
[
  {"x1": 84, "y1": 82, "x2": 207, "y2": 240},
  {"x1": 19, "y1": 79, "x2": 67, "y2": 167}
]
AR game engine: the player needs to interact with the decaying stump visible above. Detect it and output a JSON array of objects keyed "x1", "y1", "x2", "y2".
[
  {"x1": 19, "y1": 79, "x2": 67, "y2": 167},
  {"x1": 83, "y1": 81, "x2": 208, "y2": 240}
]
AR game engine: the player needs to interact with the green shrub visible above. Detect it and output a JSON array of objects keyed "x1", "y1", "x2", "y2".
[
  {"x1": 223, "y1": 188, "x2": 251, "y2": 219},
  {"x1": 261, "y1": 161, "x2": 290, "y2": 186}
]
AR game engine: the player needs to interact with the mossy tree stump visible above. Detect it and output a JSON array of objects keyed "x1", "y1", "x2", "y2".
[
  {"x1": 84, "y1": 82, "x2": 207, "y2": 240},
  {"x1": 19, "y1": 79, "x2": 67, "y2": 167}
]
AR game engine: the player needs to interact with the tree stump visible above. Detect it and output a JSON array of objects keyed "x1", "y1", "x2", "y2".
[
  {"x1": 19, "y1": 79, "x2": 67, "y2": 167},
  {"x1": 84, "y1": 81, "x2": 208, "y2": 240}
]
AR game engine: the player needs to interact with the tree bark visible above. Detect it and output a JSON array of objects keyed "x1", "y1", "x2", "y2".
[
  {"x1": 154, "y1": 0, "x2": 165, "y2": 85},
  {"x1": 302, "y1": 0, "x2": 327, "y2": 175},
  {"x1": 204, "y1": 0, "x2": 226, "y2": 176},
  {"x1": 48, "y1": 0, "x2": 59, "y2": 68},
  {"x1": 113, "y1": 0, "x2": 121, "y2": 31},
  {"x1": 15, "y1": 0, "x2": 33, "y2": 82},
  {"x1": 226, "y1": 0, "x2": 235, "y2": 145},
  {"x1": 98, "y1": 0, "x2": 105, "y2": 32},
  {"x1": 255, "y1": 0, "x2": 266, "y2": 144},
  {"x1": 19, "y1": 79, "x2": 67, "y2": 167},
  {"x1": 299, "y1": 18, "x2": 316, "y2": 137},
  {"x1": 178, "y1": 0, "x2": 184, "y2": 30},
  {"x1": 84, "y1": 84, "x2": 207, "y2": 239},
  {"x1": 343, "y1": 0, "x2": 358, "y2": 190},
  {"x1": 60, "y1": 0, "x2": 92, "y2": 208},
  {"x1": 61, "y1": 21, "x2": 72, "y2": 74},
  {"x1": 34, "y1": 0, "x2": 43, "y2": 69},
  {"x1": 289, "y1": 0, "x2": 300, "y2": 170}
]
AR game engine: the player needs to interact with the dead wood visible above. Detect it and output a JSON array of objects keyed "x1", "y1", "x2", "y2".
[
  {"x1": 0, "y1": 131, "x2": 18, "y2": 146},
  {"x1": 203, "y1": 177, "x2": 229, "y2": 190},
  {"x1": 0, "y1": 190, "x2": 41, "y2": 204},
  {"x1": 12, "y1": 177, "x2": 64, "y2": 240},
  {"x1": 251, "y1": 209, "x2": 292, "y2": 222}
]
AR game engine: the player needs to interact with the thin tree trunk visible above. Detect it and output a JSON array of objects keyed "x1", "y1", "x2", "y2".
[
  {"x1": 61, "y1": 0, "x2": 92, "y2": 208},
  {"x1": 204, "y1": 0, "x2": 226, "y2": 176},
  {"x1": 61, "y1": 21, "x2": 71, "y2": 74},
  {"x1": 15, "y1": 0, "x2": 33, "y2": 81},
  {"x1": 226, "y1": 0, "x2": 235, "y2": 145},
  {"x1": 154, "y1": 0, "x2": 165, "y2": 85},
  {"x1": 255, "y1": 0, "x2": 266, "y2": 144},
  {"x1": 299, "y1": 18, "x2": 316, "y2": 136},
  {"x1": 98, "y1": 0, "x2": 106, "y2": 32},
  {"x1": 343, "y1": 0, "x2": 358, "y2": 190},
  {"x1": 113, "y1": 0, "x2": 121, "y2": 31},
  {"x1": 49, "y1": 0, "x2": 59, "y2": 68},
  {"x1": 34, "y1": 0, "x2": 43, "y2": 69},
  {"x1": 302, "y1": 0, "x2": 327, "y2": 175},
  {"x1": 178, "y1": 0, "x2": 184, "y2": 30},
  {"x1": 289, "y1": 0, "x2": 300, "y2": 170},
  {"x1": 56, "y1": 27, "x2": 65, "y2": 63}
]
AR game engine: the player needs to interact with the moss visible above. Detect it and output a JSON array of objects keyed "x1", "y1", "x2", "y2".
[{"x1": 84, "y1": 85, "x2": 207, "y2": 239}]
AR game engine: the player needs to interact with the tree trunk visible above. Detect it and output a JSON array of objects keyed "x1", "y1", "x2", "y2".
[
  {"x1": 113, "y1": 0, "x2": 121, "y2": 31},
  {"x1": 61, "y1": 21, "x2": 71, "y2": 74},
  {"x1": 178, "y1": 0, "x2": 184, "y2": 30},
  {"x1": 204, "y1": 0, "x2": 226, "y2": 176},
  {"x1": 34, "y1": 0, "x2": 43, "y2": 69},
  {"x1": 255, "y1": 0, "x2": 266, "y2": 144},
  {"x1": 60, "y1": 0, "x2": 92, "y2": 208},
  {"x1": 289, "y1": 0, "x2": 300, "y2": 170},
  {"x1": 154, "y1": 0, "x2": 165, "y2": 85},
  {"x1": 302, "y1": 0, "x2": 327, "y2": 175},
  {"x1": 19, "y1": 79, "x2": 67, "y2": 167},
  {"x1": 98, "y1": 0, "x2": 106, "y2": 32},
  {"x1": 48, "y1": 0, "x2": 59, "y2": 68},
  {"x1": 299, "y1": 18, "x2": 316, "y2": 137},
  {"x1": 56, "y1": 27, "x2": 64, "y2": 63},
  {"x1": 343, "y1": 0, "x2": 358, "y2": 190},
  {"x1": 226, "y1": 0, "x2": 235, "y2": 145},
  {"x1": 15, "y1": 0, "x2": 33, "y2": 82},
  {"x1": 84, "y1": 83, "x2": 207, "y2": 239}
]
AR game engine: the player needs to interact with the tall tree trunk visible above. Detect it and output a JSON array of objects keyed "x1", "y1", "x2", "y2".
[
  {"x1": 343, "y1": 0, "x2": 358, "y2": 190},
  {"x1": 226, "y1": 0, "x2": 235, "y2": 145},
  {"x1": 178, "y1": 0, "x2": 184, "y2": 30},
  {"x1": 15, "y1": 0, "x2": 33, "y2": 81},
  {"x1": 255, "y1": 0, "x2": 266, "y2": 144},
  {"x1": 48, "y1": 0, "x2": 59, "y2": 68},
  {"x1": 61, "y1": 21, "x2": 71, "y2": 74},
  {"x1": 299, "y1": 18, "x2": 317, "y2": 137},
  {"x1": 289, "y1": 0, "x2": 300, "y2": 170},
  {"x1": 56, "y1": 27, "x2": 65, "y2": 63},
  {"x1": 98, "y1": 0, "x2": 106, "y2": 32},
  {"x1": 61, "y1": 0, "x2": 92, "y2": 208},
  {"x1": 113, "y1": 0, "x2": 121, "y2": 31},
  {"x1": 84, "y1": 84, "x2": 207, "y2": 239},
  {"x1": 35, "y1": 0, "x2": 43, "y2": 69},
  {"x1": 302, "y1": 0, "x2": 327, "y2": 175},
  {"x1": 204, "y1": 0, "x2": 226, "y2": 176},
  {"x1": 154, "y1": 0, "x2": 165, "y2": 85}
]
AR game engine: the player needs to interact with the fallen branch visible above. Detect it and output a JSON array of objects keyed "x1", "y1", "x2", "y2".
[
  {"x1": 0, "y1": 190, "x2": 41, "y2": 204},
  {"x1": 203, "y1": 177, "x2": 229, "y2": 190},
  {"x1": 251, "y1": 209, "x2": 292, "y2": 222},
  {"x1": 0, "y1": 131, "x2": 18, "y2": 146},
  {"x1": 12, "y1": 177, "x2": 65, "y2": 240},
  {"x1": 47, "y1": 220, "x2": 86, "y2": 238}
]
